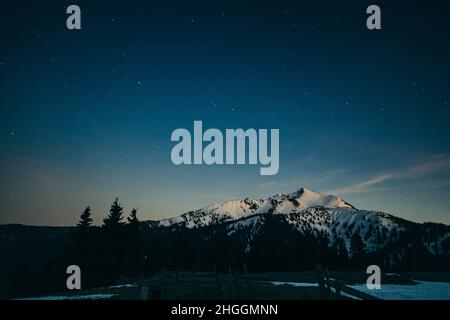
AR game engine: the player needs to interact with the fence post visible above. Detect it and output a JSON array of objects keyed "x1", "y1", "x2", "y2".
[
  {"x1": 335, "y1": 280, "x2": 341, "y2": 299},
  {"x1": 316, "y1": 264, "x2": 327, "y2": 299},
  {"x1": 140, "y1": 286, "x2": 149, "y2": 300}
]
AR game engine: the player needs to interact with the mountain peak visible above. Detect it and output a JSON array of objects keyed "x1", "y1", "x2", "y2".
[
  {"x1": 272, "y1": 187, "x2": 316, "y2": 199},
  {"x1": 157, "y1": 187, "x2": 355, "y2": 228},
  {"x1": 270, "y1": 187, "x2": 353, "y2": 210}
]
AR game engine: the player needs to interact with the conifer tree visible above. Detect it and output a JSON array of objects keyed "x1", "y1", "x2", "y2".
[
  {"x1": 330, "y1": 236, "x2": 350, "y2": 269},
  {"x1": 66, "y1": 206, "x2": 97, "y2": 287},
  {"x1": 103, "y1": 198, "x2": 125, "y2": 229},
  {"x1": 350, "y1": 232, "x2": 366, "y2": 269},
  {"x1": 71, "y1": 206, "x2": 95, "y2": 252},
  {"x1": 77, "y1": 206, "x2": 93, "y2": 229},
  {"x1": 128, "y1": 208, "x2": 139, "y2": 226},
  {"x1": 125, "y1": 208, "x2": 144, "y2": 276},
  {"x1": 97, "y1": 198, "x2": 128, "y2": 284}
]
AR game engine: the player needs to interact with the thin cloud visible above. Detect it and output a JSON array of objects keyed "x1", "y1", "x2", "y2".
[
  {"x1": 329, "y1": 174, "x2": 392, "y2": 195},
  {"x1": 329, "y1": 156, "x2": 450, "y2": 195},
  {"x1": 396, "y1": 156, "x2": 450, "y2": 179}
]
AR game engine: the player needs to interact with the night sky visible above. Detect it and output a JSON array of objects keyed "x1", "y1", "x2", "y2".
[{"x1": 1, "y1": 1, "x2": 450, "y2": 226}]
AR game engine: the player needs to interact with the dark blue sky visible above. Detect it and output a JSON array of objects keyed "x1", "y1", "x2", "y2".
[{"x1": 1, "y1": 0, "x2": 450, "y2": 225}]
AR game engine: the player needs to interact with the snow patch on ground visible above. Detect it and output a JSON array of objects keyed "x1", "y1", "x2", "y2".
[
  {"x1": 270, "y1": 281, "x2": 362, "y2": 300},
  {"x1": 108, "y1": 284, "x2": 138, "y2": 289},
  {"x1": 20, "y1": 293, "x2": 117, "y2": 300},
  {"x1": 349, "y1": 281, "x2": 450, "y2": 300},
  {"x1": 270, "y1": 281, "x2": 318, "y2": 287}
]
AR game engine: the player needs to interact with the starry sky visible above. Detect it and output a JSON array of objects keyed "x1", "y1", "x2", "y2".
[{"x1": 1, "y1": 0, "x2": 450, "y2": 226}]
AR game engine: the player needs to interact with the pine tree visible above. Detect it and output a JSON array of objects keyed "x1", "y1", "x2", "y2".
[
  {"x1": 66, "y1": 206, "x2": 97, "y2": 288},
  {"x1": 350, "y1": 232, "x2": 366, "y2": 269},
  {"x1": 128, "y1": 208, "x2": 139, "y2": 225},
  {"x1": 125, "y1": 208, "x2": 144, "y2": 276},
  {"x1": 71, "y1": 206, "x2": 95, "y2": 249},
  {"x1": 77, "y1": 207, "x2": 93, "y2": 229},
  {"x1": 331, "y1": 237, "x2": 350, "y2": 269},
  {"x1": 103, "y1": 198, "x2": 125, "y2": 229},
  {"x1": 97, "y1": 198, "x2": 128, "y2": 284}
]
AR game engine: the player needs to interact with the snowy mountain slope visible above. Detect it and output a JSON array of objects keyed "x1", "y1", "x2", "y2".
[
  {"x1": 157, "y1": 188, "x2": 353, "y2": 228},
  {"x1": 328, "y1": 208, "x2": 411, "y2": 252},
  {"x1": 271, "y1": 188, "x2": 355, "y2": 210},
  {"x1": 147, "y1": 188, "x2": 450, "y2": 261},
  {"x1": 220, "y1": 207, "x2": 409, "y2": 254}
]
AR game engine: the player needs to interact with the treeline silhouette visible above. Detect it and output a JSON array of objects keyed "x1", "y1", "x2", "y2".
[
  {"x1": 142, "y1": 214, "x2": 376, "y2": 274},
  {"x1": 63, "y1": 200, "x2": 374, "y2": 290},
  {"x1": 1, "y1": 199, "x2": 449, "y2": 299},
  {"x1": 65, "y1": 199, "x2": 145, "y2": 288},
  {"x1": 140, "y1": 213, "x2": 449, "y2": 274},
  {"x1": 0, "y1": 199, "x2": 147, "y2": 298}
]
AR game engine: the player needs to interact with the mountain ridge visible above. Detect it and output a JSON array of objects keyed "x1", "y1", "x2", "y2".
[
  {"x1": 1, "y1": 188, "x2": 449, "y2": 274},
  {"x1": 143, "y1": 187, "x2": 450, "y2": 266},
  {"x1": 155, "y1": 187, "x2": 355, "y2": 228}
]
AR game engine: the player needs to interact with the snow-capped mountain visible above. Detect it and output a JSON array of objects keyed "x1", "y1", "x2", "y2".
[
  {"x1": 157, "y1": 188, "x2": 354, "y2": 228},
  {"x1": 147, "y1": 188, "x2": 450, "y2": 265},
  {"x1": 1, "y1": 188, "x2": 449, "y2": 276}
]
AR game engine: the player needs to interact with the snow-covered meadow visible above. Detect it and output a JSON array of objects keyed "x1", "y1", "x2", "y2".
[{"x1": 349, "y1": 281, "x2": 450, "y2": 300}]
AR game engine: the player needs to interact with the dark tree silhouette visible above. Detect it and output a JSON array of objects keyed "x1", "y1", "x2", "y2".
[
  {"x1": 77, "y1": 206, "x2": 93, "y2": 229},
  {"x1": 103, "y1": 198, "x2": 125, "y2": 229},
  {"x1": 95, "y1": 198, "x2": 129, "y2": 285},
  {"x1": 329, "y1": 236, "x2": 350, "y2": 269},
  {"x1": 125, "y1": 208, "x2": 145, "y2": 276},
  {"x1": 350, "y1": 232, "x2": 366, "y2": 269},
  {"x1": 66, "y1": 206, "x2": 98, "y2": 288},
  {"x1": 69, "y1": 207, "x2": 95, "y2": 257},
  {"x1": 128, "y1": 208, "x2": 139, "y2": 225}
]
